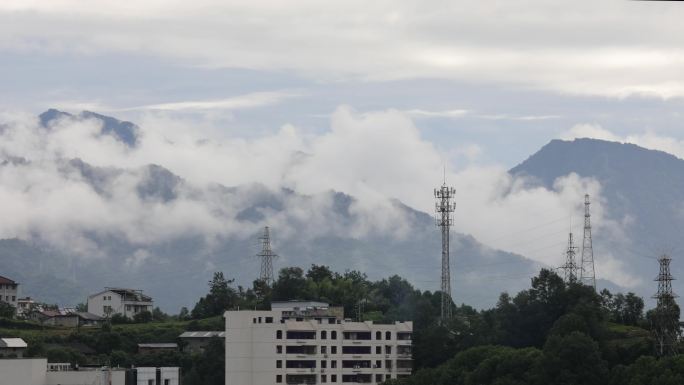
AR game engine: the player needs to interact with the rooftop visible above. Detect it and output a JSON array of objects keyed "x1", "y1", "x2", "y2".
[
  {"x1": 90, "y1": 287, "x2": 152, "y2": 302},
  {"x1": 138, "y1": 343, "x2": 178, "y2": 349},
  {"x1": 272, "y1": 300, "x2": 330, "y2": 310},
  {"x1": 179, "y1": 331, "x2": 225, "y2": 338},
  {"x1": 0, "y1": 338, "x2": 27, "y2": 348},
  {"x1": 0, "y1": 275, "x2": 17, "y2": 285}
]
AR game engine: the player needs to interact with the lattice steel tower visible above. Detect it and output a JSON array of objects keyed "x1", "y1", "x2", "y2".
[
  {"x1": 561, "y1": 232, "x2": 579, "y2": 283},
  {"x1": 256, "y1": 226, "x2": 278, "y2": 285},
  {"x1": 580, "y1": 194, "x2": 596, "y2": 289},
  {"x1": 435, "y1": 182, "x2": 456, "y2": 321},
  {"x1": 652, "y1": 254, "x2": 680, "y2": 356}
]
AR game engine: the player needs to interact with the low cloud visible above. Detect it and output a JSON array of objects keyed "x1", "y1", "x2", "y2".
[{"x1": 0, "y1": 106, "x2": 634, "y2": 286}]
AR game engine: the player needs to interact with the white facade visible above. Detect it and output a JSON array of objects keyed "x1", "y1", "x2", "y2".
[
  {"x1": 0, "y1": 275, "x2": 19, "y2": 309},
  {"x1": 87, "y1": 288, "x2": 153, "y2": 319},
  {"x1": 225, "y1": 307, "x2": 413, "y2": 385},
  {"x1": 0, "y1": 359, "x2": 178, "y2": 385},
  {"x1": 0, "y1": 358, "x2": 46, "y2": 385}
]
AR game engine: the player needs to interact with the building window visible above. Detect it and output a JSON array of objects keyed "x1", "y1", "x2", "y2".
[
  {"x1": 321, "y1": 330, "x2": 327, "y2": 340},
  {"x1": 376, "y1": 331, "x2": 381, "y2": 340},
  {"x1": 11, "y1": 296, "x2": 15, "y2": 301},
  {"x1": 331, "y1": 360, "x2": 337, "y2": 368},
  {"x1": 276, "y1": 375, "x2": 282, "y2": 383},
  {"x1": 331, "y1": 346, "x2": 337, "y2": 354},
  {"x1": 253, "y1": 318, "x2": 257, "y2": 324},
  {"x1": 276, "y1": 330, "x2": 282, "y2": 339},
  {"x1": 148, "y1": 380, "x2": 153, "y2": 385},
  {"x1": 385, "y1": 331, "x2": 391, "y2": 340},
  {"x1": 376, "y1": 374, "x2": 383, "y2": 383},
  {"x1": 277, "y1": 345, "x2": 283, "y2": 354},
  {"x1": 258, "y1": 317, "x2": 262, "y2": 323},
  {"x1": 376, "y1": 360, "x2": 381, "y2": 368},
  {"x1": 321, "y1": 360, "x2": 327, "y2": 368},
  {"x1": 331, "y1": 374, "x2": 337, "y2": 383},
  {"x1": 375, "y1": 346, "x2": 381, "y2": 354},
  {"x1": 266, "y1": 317, "x2": 273, "y2": 323},
  {"x1": 331, "y1": 331, "x2": 337, "y2": 340},
  {"x1": 385, "y1": 346, "x2": 392, "y2": 354},
  {"x1": 321, "y1": 346, "x2": 327, "y2": 354},
  {"x1": 164, "y1": 380, "x2": 170, "y2": 385},
  {"x1": 276, "y1": 360, "x2": 282, "y2": 368},
  {"x1": 321, "y1": 374, "x2": 327, "y2": 383}
]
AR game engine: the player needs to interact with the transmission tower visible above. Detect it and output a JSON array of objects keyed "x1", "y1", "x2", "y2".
[
  {"x1": 434, "y1": 182, "x2": 456, "y2": 321},
  {"x1": 652, "y1": 254, "x2": 680, "y2": 356},
  {"x1": 580, "y1": 194, "x2": 596, "y2": 289},
  {"x1": 256, "y1": 226, "x2": 278, "y2": 285},
  {"x1": 561, "y1": 232, "x2": 579, "y2": 283}
]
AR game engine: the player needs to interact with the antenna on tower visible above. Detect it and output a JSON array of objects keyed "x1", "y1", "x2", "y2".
[
  {"x1": 580, "y1": 194, "x2": 596, "y2": 289},
  {"x1": 560, "y1": 232, "x2": 579, "y2": 283},
  {"x1": 256, "y1": 226, "x2": 278, "y2": 285},
  {"x1": 434, "y1": 179, "x2": 456, "y2": 321},
  {"x1": 652, "y1": 254, "x2": 680, "y2": 356}
]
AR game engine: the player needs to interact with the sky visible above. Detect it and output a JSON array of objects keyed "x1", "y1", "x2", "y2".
[{"x1": 0, "y1": 0, "x2": 683, "y2": 290}]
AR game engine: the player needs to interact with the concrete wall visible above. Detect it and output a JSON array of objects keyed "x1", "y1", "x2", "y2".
[
  {"x1": 0, "y1": 283, "x2": 18, "y2": 308},
  {"x1": 0, "y1": 358, "x2": 47, "y2": 385},
  {"x1": 225, "y1": 310, "x2": 413, "y2": 385},
  {"x1": 45, "y1": 370, "x2": 126, "y2": 385},
  {"x1": 88, "y1": 290, "x2": 123, "y2": 318}
]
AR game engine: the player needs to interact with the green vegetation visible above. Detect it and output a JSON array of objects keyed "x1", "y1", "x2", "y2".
[{"x1": 0, "y1": 265, "x2": 676, "y2": 385}]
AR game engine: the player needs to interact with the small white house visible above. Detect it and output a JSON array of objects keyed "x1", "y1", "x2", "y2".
[
  {"x1": 0, "y1": 337, "x2": 27, "y2": 358},
  {"x1": 0, "y1": 275, "x2": 19, "y2": 309},
  {"x1": 87, "y1": 288, "x2": 153, "y2": 319}
]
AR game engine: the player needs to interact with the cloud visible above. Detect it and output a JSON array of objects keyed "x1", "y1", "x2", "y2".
[
  {"x1": 404, "y1": 109, "x2": 469, "y2": 119},
  {"x1": 129, "y1": 91, "x2": 300, "y2": 112},
  {"x1": 1, "y1": 1, "x2": 684, "y2": 98},
  {"x1": 562, "y1": 123, "x2": 684, "y2": 160},
  {"x1": 0, "y1": 106, "x2": 635, "y2": 286}
]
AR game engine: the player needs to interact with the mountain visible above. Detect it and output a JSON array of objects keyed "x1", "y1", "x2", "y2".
[
  {"x1": 511, "y1": 138, "x2": 684, "y2": 301},
  {"x1": 39, "y1": 108, "x2": 139, "y2": 147},
  {"x1": 0, "y1": 111, "x2": 543, "y2": 311}
]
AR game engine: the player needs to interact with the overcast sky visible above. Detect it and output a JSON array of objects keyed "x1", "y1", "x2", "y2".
[
  {"x1": 1, "y1": 0, "x2": 684, "y2": 167},
  {"x1": 0, "y1": 1, "x2": 683, "y2": 290}
]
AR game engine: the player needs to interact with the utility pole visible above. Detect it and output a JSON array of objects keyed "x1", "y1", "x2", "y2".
[
  {"x1": 256, "y1": 226, "x2": 278, "y2": 285},
  {"x1": 561, "y1": 232, "x2": 579, "y2": 283},
  {"x1": 652, "y1": 254, "x2": 680, "y2": 357},
  {"x1": 434, "y1": 180, "x2": 456, "y2": 321},
  {"x1": 580, "y1": 194, "x2": 596, "y2": 289}
]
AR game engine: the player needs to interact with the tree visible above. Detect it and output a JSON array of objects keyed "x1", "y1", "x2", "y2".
[
  {"x1": 306, "y1": 264, "x2": 334, "y2": 282},
  {"x1": 191, "y1": 272, "x2": 238, "y2": 318},
  {"x1": 152, "y1": 307, "x2": 168, "y2": 322},
  {"x1": 134, "y1": 310, "x2": 153, "y2": 323},
  {"x1": 622, "y1": 293, "x2": 644, "y2": 325},
  {"x1": 178, "y1": 307, "x2": 190, "y2": 320},
  {"x1": 541, "y1": 331, "x2": 608, "y2": 385},
  {"x1": 272, "y1": 267, "x2": 308, "y2": 300},
  {"x1": 0, "y1": 302, "x2": 15, "y2": 318}
]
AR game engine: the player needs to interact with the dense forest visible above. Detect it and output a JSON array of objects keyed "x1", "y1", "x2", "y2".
[{"x1": 1, "y1": 265, "x2": 680, "y2": 385}]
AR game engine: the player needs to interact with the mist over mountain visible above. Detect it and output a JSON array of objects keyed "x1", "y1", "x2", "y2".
[
  {"x1": 0, "y1": 109, "x2": 545, "y2": 310},
  {"x1": 512, "y1": 138, "x2": 684, "y2": 301},
  {"x1": 0, "y1": 160, "x2": 538, "y2": 311}
]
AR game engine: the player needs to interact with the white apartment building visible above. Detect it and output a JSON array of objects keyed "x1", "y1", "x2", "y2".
[
  {"x1": 87, "y1": 288, "x2": 153, "y2": 319},
  {"x1": 0, "y1": 275, "x2": 19, "y2": 309},
  {"x1": 0, "y1": 358, "x2": 179, "y2": 385},
  {"x1": 225, "y1": 301, "x2": 412, "y2": 385}
]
